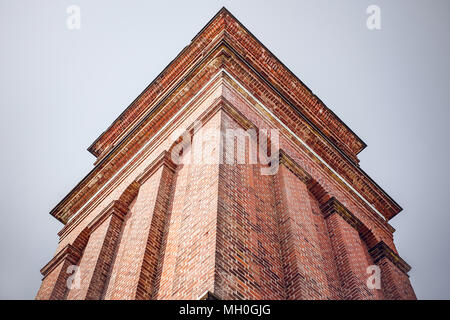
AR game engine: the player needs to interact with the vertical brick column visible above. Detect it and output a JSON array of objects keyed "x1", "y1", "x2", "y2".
[
  {"x1": 213, "y1": 109, "x2": 285, "y2": 300},
  {"x1": 308, "y1": 191, "x2": 342, "y2": 299},
  {"x1": 274, "y1": 153, "x2": 331, "y2": 300},
  {"x1": 36, "y1": 245, "x2": 81, "y2": 300},
  {"x1": 66, "y1": 201, "x2": 126, "y2": 300},
  {"x1": 155, "y1": 110, "x2": 223, "y2": 300},
  {"x1": 322, "y1": 198, "x2": 378, "y2": 300},
  {"x1": 104, "y1": 152, "x2": 175, "y2": 300},
  {"x1": 369, "y1": 242, "x2": 416, "y2": 300}
]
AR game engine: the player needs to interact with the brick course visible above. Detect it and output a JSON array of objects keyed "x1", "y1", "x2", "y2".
[{"x1": 36, "y1": 8, "x2": 415, "y2": 300}]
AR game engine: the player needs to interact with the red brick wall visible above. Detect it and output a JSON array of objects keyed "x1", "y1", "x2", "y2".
[
  {"x1": 155, "y1": 111, "x2": 222, "y2": 299},
  {"x1": 308, "y1": 192, "x2": 342, "y2": 299},
  {"x1": 326, "y1": 212, "x2": 379, "y2": 300},
  {"x1": 37, "y1": 75, "x2": 415, "y2": 300},
  {"x1": 214, "y1": 111, "x2": 285, "y2": 300},
  {"x1": 36, "y1": 258, "x2": 74, "y2": 300},
  {"x1": 104, "y1": 163, "x2": 175, "y2": 300},
  {"x1": 275, "y1": 165, "x2": 337, "y2": 299},
  {"x1": 378, "y1": 257, "x2": 416, "y2": 300},
  {"x1": 66, "y1": 213, "x2": 123, "y2": 300}
]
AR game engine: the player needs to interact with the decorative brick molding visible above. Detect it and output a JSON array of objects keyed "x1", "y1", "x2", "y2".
[
  {"x1": 36, "y1": 244, "x2": 83, "y2": 300},
  {"x1": 321, "y1": 197, "x2": 363, "y2": 231},
  {"x1": 49, "y1": 10, "x2": 402, "y2": 224},
  {"x1": 136, "y1": 150, "x2": 177, "y2": 185},
  {"x1": 279, "y1": 150, "x2": 311, "y2": 184},
  {"x1": 219, "y1": 97, "x2": 256, "y2": 131},
  {"x1": 88, "y1": 8, "x2": 365, "y2": 161},
  {"x1": 369, "y1": 241, "x2": 411, "y2": 275},
  {"x1": 321, "y1": 197, "x2": 382, "y2": 249},
  {"x1": 321, "y1": 197, "x2": 411, "y2": 276},
  {"x1": 40, "y1": 244, "x2": 81, "y2": 279}
]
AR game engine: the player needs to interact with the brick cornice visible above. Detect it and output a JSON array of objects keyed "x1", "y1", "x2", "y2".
[
  {"x1": 321, "y1": 198, "x2": 408, "y2": 270},
  {"x1": 223, "y1": 12, "x2": 366, "y2": 153},
  {"x1": 40, "y1": 244, "x2": 81, "y2": 278},
  {"x1": 321, "y1": 197, "x2": 363, "y2": 231},
  {"x1": 87, "y1": 10, "x2": 227, "y2": 158},
  {"x1": 218, "y1": 96, "x2": 256, "y2": 131},
  {"x1": 87, "y1": 200, "x2": 128, "y2": 233},
  {"x1": 279, "y1": 150, "x2": 311, "y2": 184},
  {"x1": 369, "y1": 241, "x2": 412, "y2": 274},
  {"x1": 50, "y1": 48, "x2": 227, "y2": 224},
  {"x1": 49, "y1": 48, "x2": 401, "y2": 223},
  {"x1": 88, "y1": 7, "x2": 365, "y2": 163},
  {"x1": 136, "y1": 150, "x2": 176, "y2": 185},
  {"x1": 320, "y1": 196, "x2": 384, "y2": 247}
]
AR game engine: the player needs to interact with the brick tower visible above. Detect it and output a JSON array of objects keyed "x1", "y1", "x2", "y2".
[{"x1": 36, "y1": 8, "x2": 416, "y2": 300}]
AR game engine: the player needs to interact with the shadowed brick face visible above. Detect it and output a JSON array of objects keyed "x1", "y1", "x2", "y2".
[
  {"x1": 36, "y1": 8, "x2": 416, "y2": 300},
  {"x1": 276, "y1": 165, "x2": 333, "y2": 299}
]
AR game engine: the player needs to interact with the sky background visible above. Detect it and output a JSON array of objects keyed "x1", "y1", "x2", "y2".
[{"x1": 1, "y1": 0, "x2": 449, "y2": 299}]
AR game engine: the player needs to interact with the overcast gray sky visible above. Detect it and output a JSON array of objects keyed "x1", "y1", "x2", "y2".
[{"x1": 1, "y1": 0, "x2": 449, "y2": 299}]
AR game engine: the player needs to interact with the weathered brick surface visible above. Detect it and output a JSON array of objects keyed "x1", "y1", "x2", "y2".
[
  {"x1": 66, "y1": 213, "x2": 123, "y2": 300},
  {"x1": 214, "y1": 111, "x2": 285, "y2": 300},
  {"x1": 155, "y1": 112, "x2": 222, "y2": 299},
  {"x1": 377, "y1": 257, "x2": 416, "y2": 300},
  {"x1": 104, "y1": 162, "x2": 175, "y2": 300},
  {"x1": 325, "y1": 212, "x2": 381, "y2": 300},
  {"x1": 37, "y1": 9, "x2": 416, "y2": 300},
  {"x1": 36, "y1": 257, "x2": 75, "y2": 300},
  {"x1": 308, "y1": 192, "x2": 342, "y2": 299},
  {"x1": 275, "y1": 165, "x2": 333, "y2": 299},
  {"x1": 220, "y1": 79, "x2": 397, "y2": 253}
]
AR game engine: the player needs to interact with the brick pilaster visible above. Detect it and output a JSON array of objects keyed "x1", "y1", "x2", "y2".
[
  {"x1": 275, "y1": 154, "x2": 332, "y2": 299},
  {"x1": 369, "y1": 241, "x2": 416, "y2": 300},
  {"x1": 104, "y1": 152, "x2": 176, "y2": 299},
  {"x1": 66, "y1": 201, "x2": 126, "y2": 300},
  {"x1": 213, "y1": 109, "x2": 286, "y2": 300},
  {"x1": 322, "y1": 198, "x2": 380, "y2": 300},
  {"x1": 36, "y1": 244, "x2": 81, "y2": 300},
  {"x1": 155, "y1": 110, "x2": 223, "y2": 300}
]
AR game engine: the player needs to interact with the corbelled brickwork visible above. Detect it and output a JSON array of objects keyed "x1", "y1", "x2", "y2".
[{"x1": 36, "y1": 8, "x2": 416, "y2": 300}]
